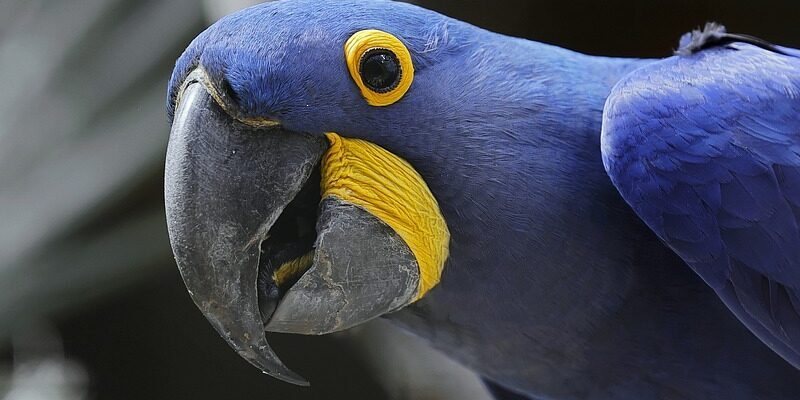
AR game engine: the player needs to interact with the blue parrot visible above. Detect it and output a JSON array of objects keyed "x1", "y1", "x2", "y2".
[{"x1": 163, "y1": 1, "x2": 800, "y2": 399}]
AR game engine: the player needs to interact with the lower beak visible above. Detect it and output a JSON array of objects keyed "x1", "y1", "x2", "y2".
[{"x1": 164, "y1": 72, "x2": 421, "y2": 385}]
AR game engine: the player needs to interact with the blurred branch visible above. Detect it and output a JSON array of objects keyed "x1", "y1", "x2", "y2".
[
  {"x1": 202, "y1": 0, "x2": 261, "y2": 21},
  {"x1": 0, "y1": 0, "x2": 204, "y2": 328},
  {"x1": 0, "y1": 209, "x2": 171, "y2": 337}
]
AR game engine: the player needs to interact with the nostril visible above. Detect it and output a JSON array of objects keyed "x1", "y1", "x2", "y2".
[{"x1": 219, "y1": 77, "x2": 242, "y2": 108}]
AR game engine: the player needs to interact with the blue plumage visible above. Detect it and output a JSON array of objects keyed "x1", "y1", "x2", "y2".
[
  {"x1": 602, "y1": 41, "x2": 800, "y2": 368},
  {"x1": 169, "y1": 1, "x2": 800, "y2": 398}
]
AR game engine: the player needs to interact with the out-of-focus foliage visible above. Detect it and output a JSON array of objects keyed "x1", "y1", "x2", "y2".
[{"x1": 0, "y1": 0, "x2": 202, "y2": 335}]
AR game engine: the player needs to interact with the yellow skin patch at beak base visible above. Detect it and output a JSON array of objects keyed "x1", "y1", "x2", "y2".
[
  {"x1": 321, "y1": 132, "x2": 450, "y2": 300},
  {"x1": 272, "y1": 251, "x2": 315, "y2": 288}
]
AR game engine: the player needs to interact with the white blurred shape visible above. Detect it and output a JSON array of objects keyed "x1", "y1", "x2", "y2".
[
  {"x1": 1, "y1": 325, "x2": 87, "y2": 400},
  {"x1": 347, "y1": 320, "x2": 494, "y2": 400},
  {"x1": 2, "y1": 359, "x2": 87, "y2": 400}
]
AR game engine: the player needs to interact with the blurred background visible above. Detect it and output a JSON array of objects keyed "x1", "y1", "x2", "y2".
[{"x1": 0, "y1": 0, "x2": 798, "y2": 399}]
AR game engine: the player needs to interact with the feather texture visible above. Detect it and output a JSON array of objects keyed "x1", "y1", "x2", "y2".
[{"x1": 602, "y1": 41, "x2": 800, "y2": 368}]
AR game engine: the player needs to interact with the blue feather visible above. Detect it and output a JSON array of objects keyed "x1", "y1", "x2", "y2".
[{"x1": 603, "y1": 41, "x2": 800, "y2": 370}]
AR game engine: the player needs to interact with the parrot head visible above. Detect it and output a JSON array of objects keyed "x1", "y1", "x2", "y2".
[{"x1": 163, "y1": 0, "x2": 520, "y2": 385}]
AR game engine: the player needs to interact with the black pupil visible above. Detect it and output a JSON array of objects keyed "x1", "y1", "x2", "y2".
[{"x1": 359, "y1": 49, "x2": 401, "y2": 93}]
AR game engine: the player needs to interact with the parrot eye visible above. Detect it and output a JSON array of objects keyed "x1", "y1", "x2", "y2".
[
  {"x1": 359, "y1": 48, "x2": 402, "y2": 93},
  {"x1": 345, "y1": 29, "x2": 414, "y2": 106}
]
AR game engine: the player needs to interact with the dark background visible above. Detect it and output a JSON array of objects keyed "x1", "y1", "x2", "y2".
[{"x1": 0, "y1": 1, "x2": 797, "y2": 399}]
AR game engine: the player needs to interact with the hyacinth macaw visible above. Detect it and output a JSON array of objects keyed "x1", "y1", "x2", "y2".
[{"x1": 163, "y1": 0, "x2": 800, "y2": 398}]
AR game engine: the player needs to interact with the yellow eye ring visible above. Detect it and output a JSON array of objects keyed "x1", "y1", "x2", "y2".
[{"x1": 345, "y1": 29, "x2": 414, "y2": 106}]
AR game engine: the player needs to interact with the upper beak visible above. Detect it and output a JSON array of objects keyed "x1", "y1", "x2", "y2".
[
  {"x1": 164, "y1": 73, "x2": 324, "y2": 385},
  {"x1": 164, "y1": 70, "x2": 422, "y2": 385}
]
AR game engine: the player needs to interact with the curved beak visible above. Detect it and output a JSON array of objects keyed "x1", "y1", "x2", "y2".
[
  {"x1": 165, "y1": 77, "x2": 324, "y2": 385},
  {"x1": 164, "y1": 72, "x2": 420, "y2": 385}
]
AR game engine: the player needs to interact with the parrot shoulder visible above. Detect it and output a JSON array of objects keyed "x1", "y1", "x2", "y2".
[{"x1": 600, "y1": 29, "x2": 800, "y2": 368}]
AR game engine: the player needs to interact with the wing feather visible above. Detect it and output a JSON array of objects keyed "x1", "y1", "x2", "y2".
[{"x1": 601, "y1": 42, "x2": 800, "y2": 367}]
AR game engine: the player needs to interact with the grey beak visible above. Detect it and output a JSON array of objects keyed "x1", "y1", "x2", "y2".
[
  {"x1": 164, "y1": 72, "x2": 419, "y2": 386},
  {"x1": 264, "y1": 196, "x2": 419, "y2": 334},
  {"x1": 165, "y1": 78, "x2": 324, "y2": 385}
]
